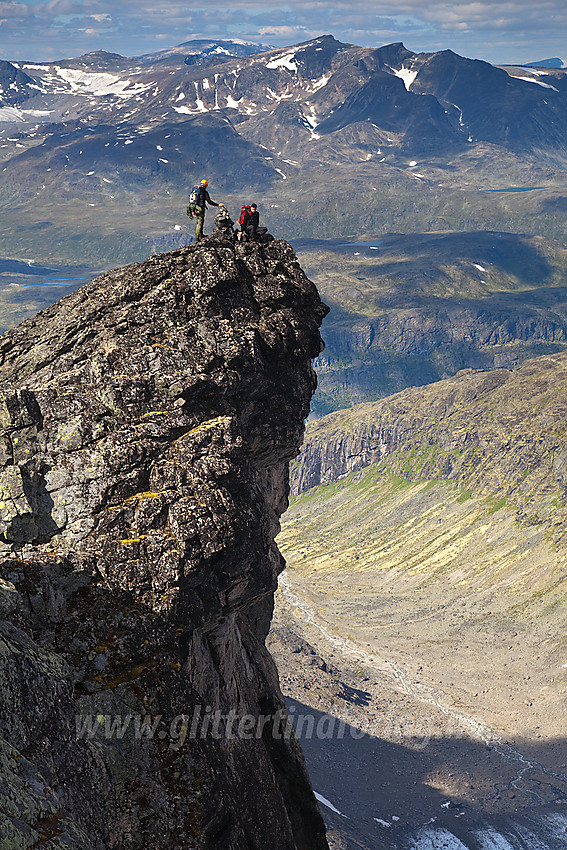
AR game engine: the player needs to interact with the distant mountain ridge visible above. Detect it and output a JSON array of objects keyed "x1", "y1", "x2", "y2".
[
  {"x1": 136, "y1": 38, "x2": 274, "y2": 65},
  {"x1": 524, "y1": 57, "x2": 565, "y2": 69},
  {"x1": 4, "y1": 36, "x2": 566, "y2": 154},
  {"x1": 1, "y1": 33, "x2": 567, "y2": 266}
]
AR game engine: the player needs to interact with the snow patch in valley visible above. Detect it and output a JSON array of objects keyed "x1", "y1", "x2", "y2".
[
  {"x1": 0, "y1": 107, "x2": 25, "y2": 122},
  {"x1": 193, "y1": 82, "x2": 208, "y2": 112},
  {"x1": 314, "y1": 792, "x2": 347, "y2": 817},
  {"x1": 303, "y1": 106, "x2": 319, "y2": 130},
  {"x1": 0, "y1": 106, "x2": 52, "y2": 122},
  {"x1": 474, "y1": 829, "x2": 516, "y2": 849},
  {"x1": 410, "y1": 827, "x2": 469, "y2": 849},
  {"x1": 447, "y1": 101, "x2": 465, "y2": 126}
]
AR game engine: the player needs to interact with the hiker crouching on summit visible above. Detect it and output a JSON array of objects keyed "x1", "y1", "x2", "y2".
[
  {"x1": 187, "y1": 179, "x2": 221, "y2": 241},
  {"x1": 242, "y1": 203, "x2": 268, "y2": 241}
]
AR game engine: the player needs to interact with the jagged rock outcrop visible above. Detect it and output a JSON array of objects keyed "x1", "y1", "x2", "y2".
[{"x1": 0, "y1": 230, "x2": 329, "y2": 849}]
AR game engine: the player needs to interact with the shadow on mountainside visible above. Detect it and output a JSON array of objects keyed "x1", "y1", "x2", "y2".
[
  {"x1": 288, "y1": 697, "x2": 567, "y2": 850},
  {"x1": 296, "y1": 231, "x2": 557, "y2": 293},
  {"x1": 372, "y1": 231, "x2": 553, "y2": 288}
]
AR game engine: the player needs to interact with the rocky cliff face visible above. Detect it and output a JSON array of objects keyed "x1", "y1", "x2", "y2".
[{"x1": 0, "y1": 230, "x2": 329, "y2": 849}]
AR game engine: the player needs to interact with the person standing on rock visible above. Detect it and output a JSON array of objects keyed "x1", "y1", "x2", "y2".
[
  {"x1": 187, "y1": 179, "x2": 221, "y2": 241},
  {"x1": 242, "y1": 203, "x2": 268, "y2": 241}
]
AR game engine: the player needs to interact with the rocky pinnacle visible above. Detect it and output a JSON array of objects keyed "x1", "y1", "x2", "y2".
[{"x1": 0, "y1": 231, "x2": 329, "y2": 849}]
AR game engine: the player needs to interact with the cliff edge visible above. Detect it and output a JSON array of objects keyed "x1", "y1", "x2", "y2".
[{"x1": 0, "y1": 232, "x2": 329, "y2": 849}]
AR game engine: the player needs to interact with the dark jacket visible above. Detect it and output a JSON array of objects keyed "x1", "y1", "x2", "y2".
[
  {"x1": 197, "y1": 186, "x2": 219, "y2": 210},
  {"x1": 242, "y1": 209, "x2": 259, "y2": 230}
]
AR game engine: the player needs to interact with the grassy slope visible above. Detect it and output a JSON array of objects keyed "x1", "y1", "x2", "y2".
[
  {"x1": 278, "y1": 354, "x2": 567, "y2": 740},
  {"x1": 295, "y1": 352, "x2": 567, "y2": 529}
]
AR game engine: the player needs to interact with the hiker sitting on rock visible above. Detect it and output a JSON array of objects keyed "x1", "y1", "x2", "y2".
[
  {"x1": 186, "y1": 179, "x2": 221, "y2": 241},
  {"x1": 242, "y1": 203, "x2": 268, "y2": 242}
]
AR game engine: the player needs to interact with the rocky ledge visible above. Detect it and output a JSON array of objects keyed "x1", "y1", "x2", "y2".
[{"x1": 0, "y1": 231, "x2": 328, "y2": 849}]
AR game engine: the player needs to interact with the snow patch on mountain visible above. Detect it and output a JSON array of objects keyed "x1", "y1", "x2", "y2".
[
  {"x1": 50, "y1": 67, "x2": 149, "y2": 98},
  {"x1": 504, "y1": 69, "x2": 559, "y2": 91},
  {"x1": 514, "y1": 76, "x2": 559, "y2": 91},
  {"x1": 314, "y1": 791, "x2": 347, "y2": 817},
  {"x1": 391, "y1": 66, "x2": 418, "y2": 90},
  {"x1": 266, "y1": 52, "x2": 298, "y2": 72},
  {"x1": 309, "y1": 73, "x2": 331, "y2": 92}
]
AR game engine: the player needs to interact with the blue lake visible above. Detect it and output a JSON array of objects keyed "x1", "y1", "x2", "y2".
[
  {"x1": 485, "y1": 187, "x2": 544, "y2": 193},
  {"x1": 0, "y1": 258, "x2": 101, "y2": 292},
  {"x1": 20, "y1": 277, "x2": 87, "y2": 288}
]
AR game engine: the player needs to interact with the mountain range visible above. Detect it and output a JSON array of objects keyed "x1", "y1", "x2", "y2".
[
  {"x1": 1, "y1": 35, "x2": 566, "y2": 265},
  {"x1": 1, "y1": 34, "x2": 567, "y2": 849}
]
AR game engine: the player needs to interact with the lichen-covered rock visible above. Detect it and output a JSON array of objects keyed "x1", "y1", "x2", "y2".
[{"x1": 0, "y1": 231, "x2": 329, "y2": 849}]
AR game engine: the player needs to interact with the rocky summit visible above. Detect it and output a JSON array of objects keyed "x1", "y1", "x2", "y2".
[{"x1": 0, "y1": 229, "x2": 328, "y2": 849}]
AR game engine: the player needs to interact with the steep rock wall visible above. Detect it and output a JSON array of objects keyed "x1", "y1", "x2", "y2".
[
  {"x1": 0, "y1": 232, "x2": 329, "y2": 849},
  {"x1": 313, "y1": 302, "x2": 567, "y2": 414}
]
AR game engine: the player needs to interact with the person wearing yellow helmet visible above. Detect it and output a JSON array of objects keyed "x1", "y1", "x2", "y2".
[{"x1": 187, "y1": 178, "x2": 221, "y2": 241}]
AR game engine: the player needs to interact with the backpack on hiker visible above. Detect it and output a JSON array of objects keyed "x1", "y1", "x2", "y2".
[
  {"x1": 238, "y1": 205, "x2": 252, "y2": 228},
  {"x1": 187, "y1": 185, "x2": 205, "y2": 218}
]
